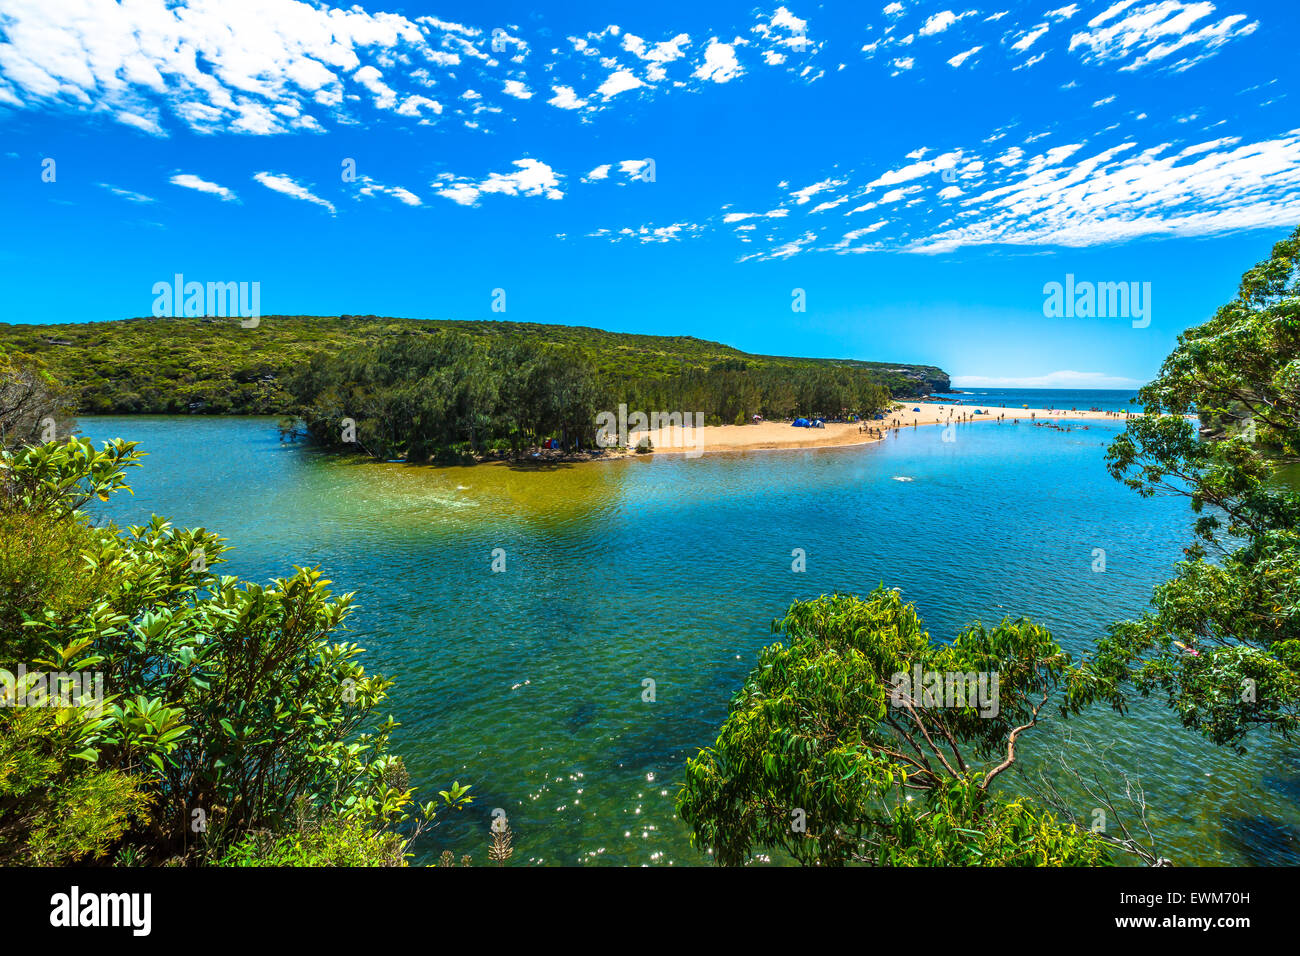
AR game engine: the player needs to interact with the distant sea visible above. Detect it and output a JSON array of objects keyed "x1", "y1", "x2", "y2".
[{"x1": 932, "y1": 387, "x2": 1143, "y2": 413}]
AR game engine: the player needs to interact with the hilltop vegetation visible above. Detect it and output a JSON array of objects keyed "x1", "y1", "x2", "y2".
[
  {"x1": 2, "y1": 315, "x2": 949, "y2": 417},
  {"x1": 287, "y1": 329, "x2": 916, "y2": 461}
]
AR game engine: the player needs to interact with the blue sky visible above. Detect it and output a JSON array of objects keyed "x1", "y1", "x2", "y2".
[{"x1": 1, "y1": 0, "x2": 1297, "y2": 387}]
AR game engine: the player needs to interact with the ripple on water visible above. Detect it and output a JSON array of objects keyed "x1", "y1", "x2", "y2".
[{"x1": 78, "y1": 416, "x2": 1300, "y2": 866}]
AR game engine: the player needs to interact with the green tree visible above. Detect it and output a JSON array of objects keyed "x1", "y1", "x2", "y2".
[
  {"x1": 0, "y1": 353, "x2": 74, "y2": 450},
  {"x1": 677, "y1": 588, "x2": 1112, "y2": 866},
  {"x1": 1072, "y1": 226, "x2": 1300, "y2": 750}
]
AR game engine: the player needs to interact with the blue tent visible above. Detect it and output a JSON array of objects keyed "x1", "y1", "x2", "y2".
[
  {"x1": 912, "y1": 407, "x2": 921, "y2": 412},
  {"x1": 792, "y1": 417, "x2": 811, "y2": 427}
]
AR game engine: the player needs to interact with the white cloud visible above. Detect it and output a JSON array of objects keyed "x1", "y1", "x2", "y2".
[
  {"x1": 693, "y1": 39, "x2": 744, "y2": 83},
  {"x1": 253, "y1": 172, "x2": 335, "y2": 214},
  {"x1": 396, "y1": 95, "x2": 442, "y2": 118},
  {"x1": 0, "y1": 0, "x2": 693, "y2": 137},
  {"x1": 789, "y1": 178, "x2": 844, "y2": 204},
  {"x1": 434, "y1": 158, "x2": 563, "y2": 206},
  {"x1": 115, "y1": 111, "x2": 165, "y2": 136},
  {"x1": 170, "y1": 173, "x2": 236, "y2": 201},
  {"x1": 99, "y1": 183, "x2": 155, "y2": 203},
  {"x1": 867, "y1": 152, "x2": 964, "y2": 189},
  {"x1": 0, "y1": 0, "x2": 454, "y2": 134},
  {"x1": 947, "y1": 45, "x2": 983, "y2": 67},
  {"x1": 908, "y1": 130, "x2": 1300, "y2": 253},
  {"x1": 588, "y1": 221, "x2": 704, "y2": 243},
  {"x1": 547, "y1": 85, "x2": 587, "y2": 109},
  {"x1": 743, "y1": 230, "x2": 818, "y2": 261},
  {"x1": 596, "y1": 69, "x2": 644, "y2": 98},
  {"x1": 357, "y1": 176, "x2": 421, "y2": 206},
  {"x1": 353, "y1": 65, "x2": 397, "y2": 109},
  {"x1": 752, "y1": 6, "x2": 819, "y2": 62},
  {"x1": 723, "y1": 208, "x2": 789, "y2": 223},
  {"x1": 1069, "y1": 1, "x2": 1259, "y2": 72},
  {"x1": 920, "y1": 11, "x2": 972, "y2": 36},
  {"x1": 771, "y1": 7, "x2": 808, "y2": 34},
  {"x1": 1011, "y1": 24, "x2": 1051, "y2": 53},
  {"x1": 622, "y1": 32, "x2": 690, "y2": 66}
]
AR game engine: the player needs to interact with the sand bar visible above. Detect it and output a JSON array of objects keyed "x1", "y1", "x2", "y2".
[{"x1": 632, "y1": 401, "x2": 1143, "y2": 457}]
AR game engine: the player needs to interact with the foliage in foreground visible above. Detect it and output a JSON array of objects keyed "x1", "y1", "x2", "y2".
[
  {"x1": 0, "y1": 436, "x2": 471, "y2": 865},
  {"x1": 677, "y1": 589, "x2": 1113, "y2": 866},
  {"x1": 1078, "y1": 226, "x2": 1300, "y2": 750}
]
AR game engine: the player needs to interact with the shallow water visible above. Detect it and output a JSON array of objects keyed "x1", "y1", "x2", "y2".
[{"x1": 78, "y1": 415, "x2": 1300, "y2": 866}]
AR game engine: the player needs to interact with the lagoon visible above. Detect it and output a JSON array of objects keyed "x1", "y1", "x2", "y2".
[{"x1": 78, "y1": 402, "x2": 1300, "y2": 866}]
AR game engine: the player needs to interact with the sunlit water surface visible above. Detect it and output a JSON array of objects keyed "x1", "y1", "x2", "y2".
[{"x1": 78, "y1": 415, "x2": 1300, "y2": 866}]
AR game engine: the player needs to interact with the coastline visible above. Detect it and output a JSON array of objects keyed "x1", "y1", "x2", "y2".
[
  {"x1": 266, "y1": 399, "x2": 1155, "y2": 467},
  {"x1": 631, "y1": 401, "x2": 1142, "y2": 458}
]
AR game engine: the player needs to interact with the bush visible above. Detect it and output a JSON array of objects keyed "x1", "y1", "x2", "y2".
[{"x1": 0, "y1": 436, "x2": 473, "y2": 865}]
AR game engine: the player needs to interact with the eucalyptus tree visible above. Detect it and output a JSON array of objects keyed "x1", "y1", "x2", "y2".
[
  {"x1": 677, "y1": 588, "x2": 1113, "y2": 866},
  {"x1": 1074, "y1": 227, "x2": 1300, "y2": 750}
]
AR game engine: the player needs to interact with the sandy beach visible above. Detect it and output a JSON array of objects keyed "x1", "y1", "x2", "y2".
[{"x1": 631, "y1": 401, "x2": 1141, "y2": 456}]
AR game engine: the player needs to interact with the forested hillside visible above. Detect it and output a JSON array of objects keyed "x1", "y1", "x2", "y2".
[{"x1": 2, "y1": 315, "x2": 949, "y2": 415}]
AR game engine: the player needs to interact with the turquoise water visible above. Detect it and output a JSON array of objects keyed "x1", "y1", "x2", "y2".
[
  {"x1": 935, "y1": 387, "x2": 1142, "y2": 413},
  {"x1": 77, "y1": 415, "x2": 1300, "y2": 866}
]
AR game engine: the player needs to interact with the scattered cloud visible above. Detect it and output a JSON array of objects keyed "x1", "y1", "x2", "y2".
[
  {"x1": 434, "y1": 158, "x2": 563, "y2": 206},
  {"x1": 693, "y1": 39, "x2": 744, "y2": 83},
  {"x1": 357, "y1": 177, "x2": 421, "y2": 206},
  {"x1": 99, "y1": 183, "x2": 155, "y2": 203},
  {"x1": 1069, "y1": 1, "x2": 1259, "y2": 73},
  {"x1": 170, "y1": 173, "x2": 236, "y2": 201},
  {"x1": 253, "y1": 172, "x2": 335, "y2": 214},
  {"x1": 547, "y1": 86, "x2": 587, "y2": 110}
]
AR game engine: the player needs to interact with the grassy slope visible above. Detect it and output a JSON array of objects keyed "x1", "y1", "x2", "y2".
[{"x1": 3, "y1": 315, "x2": 950, "y2": 414}]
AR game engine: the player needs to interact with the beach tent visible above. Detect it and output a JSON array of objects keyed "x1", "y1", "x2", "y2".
[
  {"x1": 912, "y1": 407, "x2": 921, "y2": 412},
  {"x1": 793, "y1": 418, "x2": 811, "y2": 427}
]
